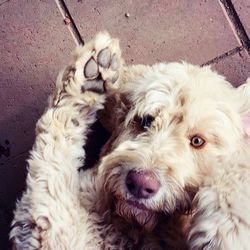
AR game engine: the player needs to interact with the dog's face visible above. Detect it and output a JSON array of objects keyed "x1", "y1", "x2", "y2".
[{"x1": 98, "y1": 63, "x2": 250, "y2": 230}]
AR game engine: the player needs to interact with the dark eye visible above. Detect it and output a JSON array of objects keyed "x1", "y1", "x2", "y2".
[
  {"x1": 140, "y1": 115, "x2": 155, "y2": 129},
  {"x1": 190, "y1": 135, "x2": 206, "y2": 148}
]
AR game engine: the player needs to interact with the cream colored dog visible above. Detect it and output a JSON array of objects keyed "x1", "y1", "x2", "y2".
[{"x1": 10, "y1": 32, "x2": 250, "y2": 250}]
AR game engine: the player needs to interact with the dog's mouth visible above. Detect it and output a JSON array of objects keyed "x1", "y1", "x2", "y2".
[{"x1": 114, "y1": 199, "x2": 161, "y2": 231}]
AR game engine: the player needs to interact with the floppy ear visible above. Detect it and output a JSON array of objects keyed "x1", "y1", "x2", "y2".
[
  {"x1": 237, "y1": 78, "x2": 250, "y2": 138},
  {"x1": 98, "y1": 92, "x2": 130, "y2": 132},
  {"x1": 98, "y1": 64, "x2": 148, "y2": 132}
]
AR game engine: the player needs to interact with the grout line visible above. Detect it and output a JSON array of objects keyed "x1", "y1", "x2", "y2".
[
  {"x1": 54, "y1": 0, "x2": 84, "y2": 46},
  {"x1": 0, "y1": 0, "x2": 10, "y2": 6},
  {"x1": 201, "y1": 46, "x2": 243, "y2": 66},
  {"x1": 219, "y1": 0, "x2": 250, "y2": 55}
]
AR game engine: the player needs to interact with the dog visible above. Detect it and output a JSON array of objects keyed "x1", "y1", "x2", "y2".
[{"x1": 10, "y1": 32, "x2": 250, "y2": 249}]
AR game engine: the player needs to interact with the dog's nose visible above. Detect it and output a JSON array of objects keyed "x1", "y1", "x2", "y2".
[{"x1": 126, "y1": 170, "x2": 160, "y2": 199}]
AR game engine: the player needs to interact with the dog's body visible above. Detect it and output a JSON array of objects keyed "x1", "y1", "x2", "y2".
[{"x1": 10, "y1": 33, "x2": 250, "y2": 249}]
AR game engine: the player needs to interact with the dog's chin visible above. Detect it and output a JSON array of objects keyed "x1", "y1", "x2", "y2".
[{"x1": 115, "y1": 199, "x2": 160, "y2": 231}]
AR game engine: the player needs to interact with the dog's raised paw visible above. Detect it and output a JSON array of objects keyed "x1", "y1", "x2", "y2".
[{"x1": 66, "y1": 32, "x2": 122, "y2": 96}]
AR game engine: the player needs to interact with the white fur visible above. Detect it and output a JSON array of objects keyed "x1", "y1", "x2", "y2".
[{"x1": 10, "y1": 32, "x2": 250, "y2": 250}]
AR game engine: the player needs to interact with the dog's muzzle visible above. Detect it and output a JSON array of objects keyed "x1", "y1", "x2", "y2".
[{"x1": 114, "y1": 170, "x2": 161, "y2": 231}]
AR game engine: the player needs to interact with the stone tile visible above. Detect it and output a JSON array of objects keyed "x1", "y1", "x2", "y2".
[
  {"x1": 0, "y1": 0, "x2": 75, "y2": 163},
  {"x1": 232, "y1": 0, "x2": 250, "y2": 37},
  {"x1": 66, "y1": 0, "x2": 239, "y2": 65},
  {"x1": 211, "y1": 49, "x2": 250, "y2": 87}
]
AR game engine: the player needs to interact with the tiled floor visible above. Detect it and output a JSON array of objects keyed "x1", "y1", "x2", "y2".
[{"x1": 0, "y1": 0, "x2": 249, "y2": 248}]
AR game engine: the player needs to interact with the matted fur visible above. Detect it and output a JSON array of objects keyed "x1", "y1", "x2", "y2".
[{"x1": 10, "y1": 32, "x2": 250, "y2": 250}]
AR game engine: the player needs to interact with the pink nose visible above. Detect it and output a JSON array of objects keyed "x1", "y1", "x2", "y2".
[{"x1": 126, "y1": 170, "x2": 160, "y2": 199}]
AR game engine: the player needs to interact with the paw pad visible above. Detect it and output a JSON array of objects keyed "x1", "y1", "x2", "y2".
[
  {"x1": 81, "y1": 76, "x2": 105, "y2": 94},
  {"x1": 111, "y1": 54, "x2": 120, "y2": 71},
  {"x1": 97, "y1": 48, "x2": 111, "y2": 68},
  {"x1": 84, "y1": 57, "x2": 99, "y2": 79}
]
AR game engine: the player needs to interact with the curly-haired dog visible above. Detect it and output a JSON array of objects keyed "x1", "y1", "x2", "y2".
[{"x1": 10, "y1": 32, "x2": 250, "y2": 249}]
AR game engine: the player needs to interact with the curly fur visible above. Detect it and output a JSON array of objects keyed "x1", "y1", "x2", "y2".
[{"x1": 10, "y1": 32, "x2": 250, "y2": 250}]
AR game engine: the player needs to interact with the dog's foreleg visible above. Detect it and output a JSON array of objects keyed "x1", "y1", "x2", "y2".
[
  {"x1": 188, "y1": 163, "x2": 250, "y2": 250},
  {"x1": 10, "y1": 32, "x2": 122, "y2": 249}
]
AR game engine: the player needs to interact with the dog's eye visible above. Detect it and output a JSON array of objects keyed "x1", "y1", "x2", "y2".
[
  {"x1": 190, "y1": 135, "x2": 206, "y2": 148},
  {"x1": 140, "y1": 115, "x2": 155, "y2": 129}
]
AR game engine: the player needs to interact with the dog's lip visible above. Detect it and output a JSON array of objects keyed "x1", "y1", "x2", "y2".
[
  {"x1": 126, "y1": 200, "x2": 148, "y2": 210},
  {"x1": 114, "y1": 198, "x2": 152, "y2": 212},
  {"x1": 114, "y1": 198, "x2": 162, "y2": 231}
]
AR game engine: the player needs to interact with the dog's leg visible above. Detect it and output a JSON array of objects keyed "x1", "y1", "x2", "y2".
[
  {"x1": 10, "y1": 32, "x2": 122, "y2": 249},
  {"x1": 188, "y1": 163, "x2": 250, "y2": 250}
]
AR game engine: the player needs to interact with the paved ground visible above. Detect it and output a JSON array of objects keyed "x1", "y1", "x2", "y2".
[{"x1": 0, "y1": 0, "x2": 249, "y2": 248}]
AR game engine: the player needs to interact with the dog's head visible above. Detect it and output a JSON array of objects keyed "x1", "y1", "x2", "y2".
[{"x1": 97, "y1": 63, "x2": 250, "y2": 230}]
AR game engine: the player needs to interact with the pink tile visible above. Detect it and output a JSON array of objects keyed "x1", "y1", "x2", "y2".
[
  {"x1": 211, "y1": 49, "x2": 250, "y2": 87},
  {"x1": 66, "y1": 0, "x2": 238, "y2": 65},
  {"x1": 0, "y1": 1, "x2": 75, "y2": 163},
  {"x1": 232, "y1": 0, "x2": 250, "y2": 38}
]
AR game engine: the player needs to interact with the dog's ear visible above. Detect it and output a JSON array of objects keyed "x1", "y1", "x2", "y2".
[
  {"x1": 98, "y1": 64, "x2": 148, "y2": 132},
  {"x1": 98, "y1": 92, "x2": 131, "y2": 132},
  {"x1": 237, "y1": 78, "x2": 250, "y2": 138}
]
